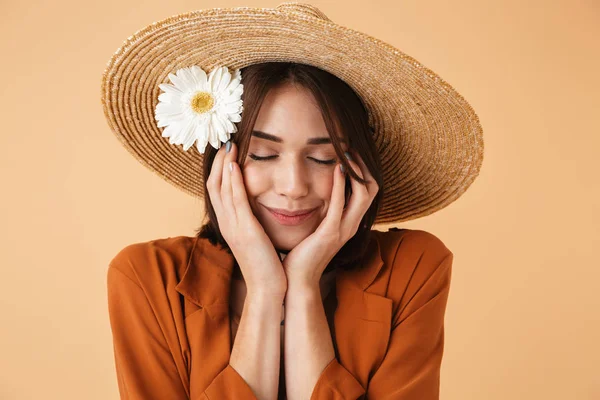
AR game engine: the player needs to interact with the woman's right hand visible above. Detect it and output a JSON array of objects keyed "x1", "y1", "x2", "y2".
[{"x1": 206, "y1": 140, "x2": 287, "y2": 298}]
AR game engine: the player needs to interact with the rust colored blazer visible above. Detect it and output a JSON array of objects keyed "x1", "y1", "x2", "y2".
[{"x1": 107, "y1": 228, "x2": 453, "y2": 399}]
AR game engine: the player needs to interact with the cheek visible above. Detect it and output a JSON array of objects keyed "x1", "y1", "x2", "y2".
[
  {"x1": 241, "y1": 165, "x2": 266, "y2": 197},
  {"x1": 312, "y1": 175, "x2": 336, "y2": 220},
  {"x1": 315, "y1": 171, "x2": 336, "y2": 201}
]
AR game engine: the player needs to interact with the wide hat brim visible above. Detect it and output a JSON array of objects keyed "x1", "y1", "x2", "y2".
[{"x1": 100, "y1": 2, "x2": 484, "y2": 225}]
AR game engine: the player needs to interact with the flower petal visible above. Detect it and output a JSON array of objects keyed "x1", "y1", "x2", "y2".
[
  {"x1": 158, "y1": 83, "x2": 183, "y2": 95},
  {"x1": 161, "y1": 121, "x2": 183, "y2": 140},
  {"x1": 156, "y1": 101, "x2": 184, "y2": 117},
  {"x1": 206, "y1": 114, "x2": 221, "y2": 150},
  {"x1": 156, "y1": 107, "x2": 186, "y2": 124},
  {"x1": 189, "y1": 65, "x2": 208, "y2": 90},
  {"x1": 215, "y1": 68, "x2": 232, "y2": 93},
  {"x1": 183, "y1": 124, "x2": 201, "y2": 151},
  {"x1": 228, "y1": 84, "x2": 243, "y2": 99},
  {"x1": 220, "y1": 116, "x2": 237, "y2": 140},
  {"x1": 177, "y1": 118, "x2": 196, "y2": 147},
  {"x1": 196, "y1": 124, "x2": 210, "y2": 153},
  {"x1": 228, "y1": 111, "x2": 242, "y2": 123},
  {"x1": 214, "y1": 114, "x2": 230, "y2": 143},
  {"x1": 176, "y1": 67, "x2": 198, "y2": 89},
  {"x1": 156, "y1": 115, "x2": 185, "y2": 128},
  {"x1": 207, "y1": 67, "x2": 224, "y2": 92},
  {"x1": 167, "y1": 72, "x2": 190, "y2": 92},
  {"x1": 226, "y1": 71, "x2": 242, "y2": 94},
  {"x1": 183, "y1": 136, "x2": 195, "y2": 151},
  {"x1": 158, "y1": 92, "x2": 181, "y2": 104},
  {"x1": 196, "y1": 138, "x2": 208, "y2": 154},
  {"x1": 220, "y1": 100, "x2": 243, "y2": 114}
]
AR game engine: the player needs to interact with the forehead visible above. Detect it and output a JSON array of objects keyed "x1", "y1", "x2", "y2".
[{"x1": 253, "y1": 84, "x2": 346, "y2": 144}]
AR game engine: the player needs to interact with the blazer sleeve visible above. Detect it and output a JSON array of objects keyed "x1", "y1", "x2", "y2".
[
  {"x1": 107, "y1": 245, "x2": 259, "y2": 400},
  {"x1": 310, "y1": 236, "x2": 454, "y2": 399}
]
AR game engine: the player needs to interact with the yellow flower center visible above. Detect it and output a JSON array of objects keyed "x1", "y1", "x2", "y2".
[{"x1": 190, "y1": 92, "x2": 214, "y2": 114}]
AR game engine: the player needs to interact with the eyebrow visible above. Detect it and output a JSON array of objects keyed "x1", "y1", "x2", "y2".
[{"x1": 252, "y1": 130, "x2": 347, "y2": 145}]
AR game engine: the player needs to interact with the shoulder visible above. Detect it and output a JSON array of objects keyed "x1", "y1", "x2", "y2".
[
  {"x1": 107, "y1": 235, "x2": 197, "y2": 288},
  {"x1": 373, "y1": 228, "x2": 452, "y2": 260},
  {"x1": 372, "y1": 228, "x2": 454, "y2": 293},
  {"x1": 371, "y1": 228, "x2": 454, "y2": 326}
]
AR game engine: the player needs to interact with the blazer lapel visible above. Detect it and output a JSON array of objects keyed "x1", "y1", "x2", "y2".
[
  {"x1": 175, "y1": 236, "x2": 235, "y2": 317},
  {"x1": 334, "y1": 233, "x2": 393, "y2": 389},
  {"x1": 175, "y1": 237, "x2": 235, "y2": 393}
]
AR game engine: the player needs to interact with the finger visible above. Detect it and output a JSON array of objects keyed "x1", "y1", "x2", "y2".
[
  {"x1": 326, "y1": 163, "x2": 347, "y2": 225},
  {"x1": 348, "y1": 150, "x2": 378, "y2": 196},
  {"x1": 221, "y1": 140, "x2": 237, "y2": 220},
  {"x1": 229, "y1": 159, "x2": 254, "y2": 222},
  {"x1": 342, "y1": 156, "x2": 373, "y2": 233},
  {"x1": 206, "y1": 143, "x2": 227, "y2": 219}
]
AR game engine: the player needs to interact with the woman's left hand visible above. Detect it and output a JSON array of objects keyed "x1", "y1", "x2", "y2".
[{"x1": 282, "y1": 150, "x2": 379, "y2": 289}]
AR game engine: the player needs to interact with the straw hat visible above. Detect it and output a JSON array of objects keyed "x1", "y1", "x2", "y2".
[{"x1": 100, "y1": 2, "x2": 484, "y2": 225}]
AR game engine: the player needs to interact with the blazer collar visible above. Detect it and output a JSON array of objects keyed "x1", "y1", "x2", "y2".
[
  {"x1": 175, "y1": 237, "x2": 236, "y2": 310},
  {"x1": 175, "y1": 233, "x2": 385, "y2": 309}
]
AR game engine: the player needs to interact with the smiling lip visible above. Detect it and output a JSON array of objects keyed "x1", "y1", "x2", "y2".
[
  {"x1": 263, "y1": 206, "x2": 317, "y2": 225},
  {"x1": 265, "y1": 207, "x2": 317, "y2": 216}
]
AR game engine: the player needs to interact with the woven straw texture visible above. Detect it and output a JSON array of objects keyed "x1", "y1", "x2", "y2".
[{"x1": 100, "y1": 2, "x2": 484, "y2": 224}]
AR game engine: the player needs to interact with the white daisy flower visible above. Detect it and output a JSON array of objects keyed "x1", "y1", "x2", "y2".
[{"x1": 154, "y1": 65, "x2": 244, "y2": 153}]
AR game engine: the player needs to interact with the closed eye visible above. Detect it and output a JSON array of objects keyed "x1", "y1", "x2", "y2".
[{"x1": 249, "y1": 154, "x2": 337, "y2": 165}]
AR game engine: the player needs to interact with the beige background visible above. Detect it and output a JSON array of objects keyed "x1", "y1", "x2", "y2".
[{"x1": 0, "y1": 0, "x2": 598, "y2": 398}]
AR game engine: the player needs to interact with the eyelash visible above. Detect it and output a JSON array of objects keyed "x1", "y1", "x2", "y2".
[{"x1": 249, "y1": 154, "x2": 337, "y2": 165}]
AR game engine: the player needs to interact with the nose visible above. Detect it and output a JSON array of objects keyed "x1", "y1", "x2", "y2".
[{"x1": 273, "y1": 155, "x2": 309, "y2": 200}]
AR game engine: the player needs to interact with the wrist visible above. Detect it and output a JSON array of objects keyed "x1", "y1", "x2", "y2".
[
  {"x1": 246, "y1": 288, "x2": 286, "y2": 304},
  {"x1": 285, "y1": 281, "x2": 321, "y2": 301}
]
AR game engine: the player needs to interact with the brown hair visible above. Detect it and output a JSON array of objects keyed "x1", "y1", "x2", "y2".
[{"x1": 195, "y1": 62, "x2": 384, "y2": 276}]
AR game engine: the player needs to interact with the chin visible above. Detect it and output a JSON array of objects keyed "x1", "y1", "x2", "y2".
[{"x1": 269, "y1": 232, "x2": 306, "y2": 252}]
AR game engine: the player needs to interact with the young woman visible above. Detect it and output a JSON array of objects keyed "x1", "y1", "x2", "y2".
[{"x1": 102, "y1": 4, "x2": 484, "y2": 400}]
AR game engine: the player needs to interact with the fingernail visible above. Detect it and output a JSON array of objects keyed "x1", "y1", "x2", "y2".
[
  {"x1": 344, "y1": 151, "x2": 352, "y2": 161},
  {"x1": 226, "y1": 140, "x2": 232, "y2": 153},
  {"x1": 340, "y1": 164, "x2": 346, "y2": 174}
]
